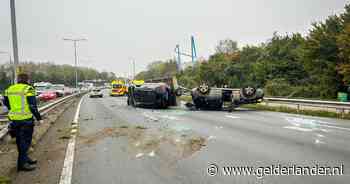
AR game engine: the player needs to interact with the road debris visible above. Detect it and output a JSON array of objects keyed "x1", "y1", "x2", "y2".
[
  {"x1": 148, "y1": 151, "x2": 156, "y2": 157},
  {"x1": 82, "y1": 117, "x2": 94, "y2": 121},
  {"x1": 59, "y1": 135, "x2": 70, "y2": 140},
  {"x1": 208, "y1": 135, "x2": 216, "y2": 141},
  {"x1": 142, "y1": 112, "x2": 159, "y2": 122},
  {"x1": 79, "y1": 125, "x2": 207, "y2": 161},
  {"x1": 135, "y1": 153, "x2": 144, "y2": 158}
]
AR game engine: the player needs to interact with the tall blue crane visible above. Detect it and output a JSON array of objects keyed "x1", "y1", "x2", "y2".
[{"x1": 175, "y1": 35, "x2": 198, "y2": 71}]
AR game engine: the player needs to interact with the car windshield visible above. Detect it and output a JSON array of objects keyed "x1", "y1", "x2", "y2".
[
  {"x1": 93, "y1": 89, "x2": 101, "y2": 92},
  {"x1": 112, "y1": 84, "x2": 122, "y2": 88},
  {"x1": 35, "y1": 86, "x2": 50, "y2": 91},
  {"x1": 143, "y1": 83, "x2": 167, "y2": 88},
  {"x1": 53, "y1": 85, "x2": 64, "y2": 90}
]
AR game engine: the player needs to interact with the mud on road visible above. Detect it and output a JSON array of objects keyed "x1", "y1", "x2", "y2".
[{"x1": 78, "y1": 125, "x2": 207, "y2": 163}]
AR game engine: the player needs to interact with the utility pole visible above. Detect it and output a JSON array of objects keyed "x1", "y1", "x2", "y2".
[
  {"x1": 63, "y1": 38, "x2": 87, "y2": 89},
  {"x1": 133, "y1": 59, "x2": 136, "y2": 79},
  {"x1": 10, "y1": 0, "x2": 19, "y2": 82},
  {"x1": 175, "y1": 44, "x2": 181, "y2": 71}
]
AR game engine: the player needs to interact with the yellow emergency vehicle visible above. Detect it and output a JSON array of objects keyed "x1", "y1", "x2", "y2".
[{"x1": 110, "y1": 80, "x2": 127, "y2": 96}]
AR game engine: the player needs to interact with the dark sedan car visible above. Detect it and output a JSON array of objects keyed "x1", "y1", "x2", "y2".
[{"x1": 127, "y1": 82, "x2": 178, "y2": 109}]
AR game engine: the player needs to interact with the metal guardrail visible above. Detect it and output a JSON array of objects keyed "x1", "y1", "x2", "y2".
[
  {"x1": 0, "y1": 93, "x2": 81, "y2": 140},
  {"x1": 265, "y1": 97, "x2": 350, "y2": 107},
  {"x1": 263, "y1": 97, "x2": 350, "y2": 116}
]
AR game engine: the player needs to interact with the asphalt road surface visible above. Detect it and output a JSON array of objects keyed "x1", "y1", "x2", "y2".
[{"x1": 71, "y1": 90, "x2": 350, "y2": 184}]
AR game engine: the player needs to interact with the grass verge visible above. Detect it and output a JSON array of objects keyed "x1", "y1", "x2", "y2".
[
  {"x1": 242, "y1": 104, "x2": 350, "y2": 120},
  {"x1": 0, "y1": 176, "x2": 11, "y2": 184},
  {"x1": 179, "y1": 95, "x2": 192, "y2": 103}
]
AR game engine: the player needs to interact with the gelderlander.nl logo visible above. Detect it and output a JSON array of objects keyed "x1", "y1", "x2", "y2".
[{"x1": 208, "y1": 163, "x2": 344, "y2": 179}]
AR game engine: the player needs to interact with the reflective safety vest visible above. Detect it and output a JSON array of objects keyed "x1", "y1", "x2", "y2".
[{"x1": 4, "y1": 83, "x2": 36, "y2": 121}]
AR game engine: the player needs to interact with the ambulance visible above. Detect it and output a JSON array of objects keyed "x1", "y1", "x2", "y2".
[{"x1": 110, "y1": 80, "x2": 127, "y2": 96}]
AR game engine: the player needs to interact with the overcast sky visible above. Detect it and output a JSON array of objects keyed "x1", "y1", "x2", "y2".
[{"x1": 0, "y1": 0, "x2": 349, "y2": 76}]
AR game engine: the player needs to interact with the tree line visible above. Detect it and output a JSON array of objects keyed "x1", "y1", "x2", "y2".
[
  {"x1": 136, "y1": 4, "x2": 350, "y2": 100},
  {"x1": 0, "y1": 62, "x2": 116, "y2": 91}
]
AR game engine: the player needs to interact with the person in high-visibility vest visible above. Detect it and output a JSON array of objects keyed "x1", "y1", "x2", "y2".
[{"x1": 3, "y1": 73, "x2": 43, "y2": 172}]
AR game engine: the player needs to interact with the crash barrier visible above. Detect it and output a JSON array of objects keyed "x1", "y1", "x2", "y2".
[
  {"x1": 0, "y1": 92, "x2": 83, "y2": 140},
  {"x1": 264, "y1": 97, "x2": 350, "y2": 117}
]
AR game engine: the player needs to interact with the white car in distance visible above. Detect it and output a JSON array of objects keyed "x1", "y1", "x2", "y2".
[{"x1": 89, "y1": 88, "x2": 103, "y2": 98}]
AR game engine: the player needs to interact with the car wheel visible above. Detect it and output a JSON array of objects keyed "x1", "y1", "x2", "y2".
[
  {"x1": 240, "y1": 86, "x2": 257, "y2": 100},
  {"x1": 198, "y1": 83, "x2": 210, "y2": 94}
]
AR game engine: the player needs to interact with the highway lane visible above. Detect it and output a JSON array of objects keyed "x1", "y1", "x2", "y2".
[{"x1": 71, "y1": 91, "x2": 350, "y2": 184}]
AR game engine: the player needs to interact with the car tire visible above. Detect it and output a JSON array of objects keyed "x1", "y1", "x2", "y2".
[
  {"x1": 197, "y1": 83, "x2": 210, "y2": 95},
  {"x1": 240, "y1": 86, "x2": 257, "y2": 100}
]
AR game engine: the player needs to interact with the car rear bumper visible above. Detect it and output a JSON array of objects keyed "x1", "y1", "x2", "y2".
[
  {"x1": 110, "y1": 92, "x2": 125, "y2": 96},
  {"x1": 90, "y1": 94, "x2": 103, "y2": 97}
]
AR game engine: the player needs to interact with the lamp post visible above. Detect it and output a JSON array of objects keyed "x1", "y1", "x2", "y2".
[
  {"x1": 63, "y1": 38, "x2": 87, "y2": 89},
  {"x1": 133, "y1": 59, "x2": 135, "y2": 80},
  {"x1": 10, "y1": 0, "x2": 20, "y2": 82}
]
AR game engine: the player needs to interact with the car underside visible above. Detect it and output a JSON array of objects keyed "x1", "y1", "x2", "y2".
[{"x1": 187, "y1": 84, "x2": 264, "y2": 111}]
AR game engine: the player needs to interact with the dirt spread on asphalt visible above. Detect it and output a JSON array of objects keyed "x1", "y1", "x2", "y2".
[{"x1": 79, "y1": 125, "x2": 207, "y2": 160}]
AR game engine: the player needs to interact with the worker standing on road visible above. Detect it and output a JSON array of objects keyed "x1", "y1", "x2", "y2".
[{"x1": 2, "y1": 73, "x2": 43, "y2": 172}]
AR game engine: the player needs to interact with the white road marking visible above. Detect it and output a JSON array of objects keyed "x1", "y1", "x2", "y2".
[
  {"x1": 225, "y1": 115, "x2": 240, "y2": 119},
  {"x1": 283, "y1": 126, "x2": 313, "y2": 132},
  {"x1": 59, "y1": 95, "x2": 85, "y2": 184}
]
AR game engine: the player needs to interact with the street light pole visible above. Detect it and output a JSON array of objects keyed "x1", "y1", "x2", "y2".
[
  {"x1": 10, "y1": 0, "x2": 19, "y2": 82},
  {"x1": 133, "y1": 59, "x2": 135, "y2": 80},
  {"x1": 63, "y1": 38, "x2": 87, "y2": 89},
  {"x1": 74, "y1": 41, "x2": 78, "y2": 89}
]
